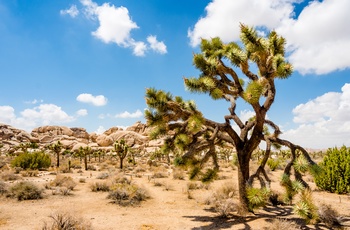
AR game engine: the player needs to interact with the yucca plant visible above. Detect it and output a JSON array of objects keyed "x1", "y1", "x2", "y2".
[
  {"x1": 246, "y1": 187, "x2": 271, "y2": 210},
  {"x1": 293, "y1": 189, "x2": 318, "y2": 224}
]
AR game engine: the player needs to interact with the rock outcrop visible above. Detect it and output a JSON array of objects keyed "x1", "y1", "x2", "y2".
[{"x1": 0, "y1": 122, "x2": 162, "y2": 155}]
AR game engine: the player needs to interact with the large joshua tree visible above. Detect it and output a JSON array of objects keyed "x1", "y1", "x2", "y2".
[{"x1": 145, "y1": 24, "x2": 316, "y2": 213}]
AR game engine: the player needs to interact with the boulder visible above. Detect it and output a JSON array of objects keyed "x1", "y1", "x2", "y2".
[{"x1": 96, "y1": 134, "x2": 114, "y2": 147}]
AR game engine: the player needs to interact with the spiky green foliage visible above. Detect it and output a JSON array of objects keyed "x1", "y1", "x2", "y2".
[
  {"x1": 201, "y1": 168, "x2": 218, "y2": 183},
  {"x1": 280, "y1": 173, "x2": 305, "y2": 204},
  {"x1": 189, "y1": 166, "x2": 201, "y2": 180},
  {"x1": 11, "y1": 151, "x2": 51, "y2": 170},
  {"x1": 293, "y1": 155, "x2": 309, "y2": 173},
  {"x1": 294, "y1": 189, "x2": 318, "y2": 224},
  {"x1": 246, "y1": 187, "x2": 271, "y2": 210},
  {"x1": 314, "y1": 146, "x2": 350, "y2": 194}
]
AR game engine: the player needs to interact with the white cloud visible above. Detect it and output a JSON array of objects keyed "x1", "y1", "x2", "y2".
[
  {"x1": 25, "y1": 99, "x2": 44, "y2": 105},
  {"x1": 115, "y1": 109, "x2": 143, "y2": 118},
  {"x1": 0, "y1": 104, "x2": 75, "y2": 131},
  {"x1": 60, "y1": 5, "x2": 79, "y2": 18},
  {"x1": 94, "y1": 125, "x2": 106, "y2": 134},
  {"x1": 130, "y1": 40, "x2": 147, "y2": 57},
  {"x1": 61, "y1": 0, "x2": 167, "y2": 56},
  {"x1": 188, "y1": 0, "x2": 295, "y2": 47},
  {"x1": 281, "y1": 83, "x2": 350, "y2": 149},
  {"x1": 239, "y1": 110, "x2": 255, "y2": 123},
  {"x1": 276, "y1": 0, "x2": 350, "y2": 74},
  {"x1": 147, "y1": 35, "x2": 167, "y2": 54},
  {"x1": 76, "y1": 93, "x2": 108, "y2": 106},
  {"x1": 189, "y1": 0, "x2": 350, "y2": 75},
  {"x1": 76, "y1": 109, "x2": 88, "y2": 116}
]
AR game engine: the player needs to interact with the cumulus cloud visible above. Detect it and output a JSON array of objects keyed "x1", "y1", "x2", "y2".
[
  {"x1": 115, "y1": 109, "x2": 143, "y2": 118},
  {"x1": 147, "y1": 35, "x2": 167, "y2": 54},
  {"x1": 94, "y1": 125, "x2": 106, "y2": 134},
  {"x1": 62, "y1": 0, "x2": 167, "y2": 56},
  {"x1": 189, "y1": 0, "x2": 350, "y2": 75},
  {"x1": 76, "y1": 109, "x2": 88, "y2": 116},
  {"x1": 60, "y1": 5, "x2": 79, "y2": 18},
  {"x1": 76, "y1": 93, "x2": 108, "y2": 106},
  {"x1": 281, "y1": 83, "x2": 350, "y2": 149},
  {"x1": 25, "y1": 99, "x2": 44, "y2": 105},
  {"x1": 188, "y1": 0, "x2": 294, "y2": 47},
  {"x1": 0, "y1": 104, "x2": 75, "y2": 131}
]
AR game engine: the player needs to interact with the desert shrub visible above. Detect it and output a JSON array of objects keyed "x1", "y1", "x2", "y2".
[
  {"x1": 96, "y1": 172, "x2": 109, "y2": 179},
  {"x1": 280, "y1": 173, "x2": 305, "y2": 204},
  {"x1": 267, "y1": 158, "x2": 280, "y2": 171},
  {"x1": 263, "y1": 218, "x2": 299, "y2": 230},
  {"x1": 314, "y1": 146, "x2": 350, "y2": 194},
  {"x1": 51, "y1": 175, "x2": 77, "y2": 190},
  {"x1": 172, "y1": 169, "x2": 185, "y2": 180},
  {"x1": 111, "y1": 174, "x2": 131, "y2": 185},
  {"x1": 0, "y1": 181, "x2": 8, "y2": 195},
  {"x1": 79, "y1": 178, "x2": 86, "y2": 183},
  {"x1": 86, "y1": 165, "x2": 96, "y2": 171},
  {"x1": 42, "y1": 212, "x2": 92, "y2": 230},
  {"x1": 107, "y1": 183, "x2": 150, "y2": 206},
  {"x1": 8, "y1": 181, "x2": 43, "y2": 200},
  {"x1": 186, "y1": 182, "x2": 201, "y2": 190},
  {"x1": 173, "y1": 156, "x2": 185, "y2": 167},
  {"x1": 20, "y1": 170, "x2": 39, "y2": 177},
  {"x1": 246, "y1": 187, "x2": 271, "y2": 210},
  {"x1": 318, "y1": 203, "x2": 343, "y2": 228},
  {"x1": 90, "y1": 181, "x2": 110, "y2": 192},
  {"x1": 207, "y1": 182, "x2": 236, "y2": 217},
  {"x1": 293, "y1": 189, "x2": 318, "y2": 224},
  {"x1": 201, "y1": 168, "x2": 218, "y2": 183},
  {"x1": 1, "y1": 171, "x2": 21, "y2": 181},
  {"x1": 11, "y1": 151, "x2": 51, "y2": 170}
]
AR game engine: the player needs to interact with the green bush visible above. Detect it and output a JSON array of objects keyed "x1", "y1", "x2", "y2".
[
  {"x1": 8, "y1": 181, "x2": 43, "y2": 200},
  {"x1": 267, "y1": 158, "x2": 280, "y2": 171},
  {"x1": 314, "y1": 146, "x2": 350, "y2": 194},
  {"x1": 11, "y1": 151, "x2": 51, "y2": 170}
]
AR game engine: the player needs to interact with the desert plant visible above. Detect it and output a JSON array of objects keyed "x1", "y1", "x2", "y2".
[
  {"x1": 293, "y1": 189, "x2": 318, "y2": 224},
  {"x1": 1, "y1": 171, "x2": 21, "y2": 181},
  {"x1": 11, "y1": 151, "x2": 51, "y2": 170},
  {"x1": 107, "y1": 183, "x2": 150, "y2": 206},
  {"x1": 263, "y1": 218, "x2": 299, "y2": 230},
  {"x1": 246, "y1": 187, "x2": 271, "y2": 210},
  {"x1": 51, "y1": 175, "x2": 77, "y2": 190},
  {"x1": 42, "y1": 212, "x2": 92, "y2": 230},
  {"x1": 90, "y1": 181, "x2": 110, "y2": 192},
  {"x1": 96, "y1": 172, "x2": 109, "y2": 179},
  {"x1": 318, "y1": 203, "x2": 343, "y2": 228},
  {"x1": 314, "y1": 146, "x2": 350, "y2": 194},
  {"x1": 113, "y1": 139, "x2": 129, "y2": 169},
  {"x1": 280, "y1": 173, "x2": 305, "y2": 204},
  {"x1": 172, "y1": 169, "x2": 185, "y2": 180},
  {"x1": 0, "y1": 181, "x2": 8, "y2": 195},
  {"x1": 8, "y1": 181, "x2": 43, "y2": 200},
  {"x1": 266, "y1": 158, "x2": 280, "y2": 171},
  {"x1": 207, "y1": 182, "x2": 236, "y2": 217}
]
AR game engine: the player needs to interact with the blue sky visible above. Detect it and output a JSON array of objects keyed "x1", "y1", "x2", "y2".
[{"x1": 0, "y1": 0, "x2": 349, "y2": 149}]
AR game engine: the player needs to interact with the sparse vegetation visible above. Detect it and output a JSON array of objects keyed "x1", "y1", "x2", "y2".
[
  {"x1": 42, "y1": 212, "x2": 92, "y2": 230},
  {"x1": 8, "y1": 181, "x2": 43, "y2": 201},
  {"x1": 107, "y1": 183, "x2": 150, "y2": 206}
]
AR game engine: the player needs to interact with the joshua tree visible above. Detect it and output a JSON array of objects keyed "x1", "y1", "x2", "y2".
[
  {"x1": 114, "y1": 139, "x2": 129, "y2": 169},
  {"x1": 48, "y1": 141, "x2": 63, "y2": 168},
  {"x1": 145, "y1": 24, "x2": 315, "y2": 213}
]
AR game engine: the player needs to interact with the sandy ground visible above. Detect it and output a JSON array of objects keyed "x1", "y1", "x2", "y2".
[{"x1": 1, "y1": 161, "x2": 350, "y2": 230}]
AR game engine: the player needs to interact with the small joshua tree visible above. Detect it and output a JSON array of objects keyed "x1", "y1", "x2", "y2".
[
  {"x1": 48, "y1": 141, "x2": 63, "y2": 168},
  {"x1": 114, "y1": 139, "x2": 129, "y2": 169}
]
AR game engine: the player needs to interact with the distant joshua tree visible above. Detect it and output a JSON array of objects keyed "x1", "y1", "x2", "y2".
[{"x1": 114, "y1": 139, "x2": 129, "y2": 169}]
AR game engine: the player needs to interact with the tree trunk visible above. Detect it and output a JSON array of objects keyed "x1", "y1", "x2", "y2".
[
  {"x1": 120, "y1": 157, "x2": 124, "y2": 169},
  {"x1": 56, "y1": 152, "x2": 60, "y2": 168},
  {"x1": 237, "y1": 150, "x2": 251, "y2": 214},
  {"x1": 84, "y1": 154, "x2": 88, "y2": 171}
]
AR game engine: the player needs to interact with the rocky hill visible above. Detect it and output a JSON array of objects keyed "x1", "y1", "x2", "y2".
[{"x1": 0, "y1": 122, "x2": 162, "y2": 154}]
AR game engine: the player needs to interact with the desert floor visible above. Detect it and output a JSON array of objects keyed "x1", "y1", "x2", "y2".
[{"x1": 1, "y1": 159, "x2": 350, "y2": 230}]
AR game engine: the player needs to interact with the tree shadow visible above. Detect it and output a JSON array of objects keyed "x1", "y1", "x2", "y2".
[{"x1": 183, "y1": 205, "x2": 311, "y2": 230}]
